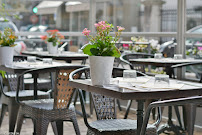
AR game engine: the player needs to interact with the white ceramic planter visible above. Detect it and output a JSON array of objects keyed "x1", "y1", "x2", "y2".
[
  {"x1": 89, "y1": 56, "x2": 115, "y2": 86},
  {"x1": 0, "y1": 46, "x2": 14, "y2": 65},
  {"x1": 47, "y1": 42, "x2": 58, "y2": 54}
]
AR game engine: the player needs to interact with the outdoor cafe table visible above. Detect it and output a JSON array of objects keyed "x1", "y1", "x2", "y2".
[
  {"x1": 129, "y1": 58, "x2": 202, "y2": 78},
  {"x1": 22, "y1": 51, "x2": 88, "y2": 63},
  {"x1": 69, "y1": 77, "x2": 202, "y2": 135},
  {"x1": 0, "y1": 61, "x2": 78, "y2": 98}
]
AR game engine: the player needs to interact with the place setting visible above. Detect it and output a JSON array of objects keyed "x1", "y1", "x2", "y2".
[
  {"x1": 5, "y1": 56, "x2": 70, "y2": 69},
  {"x1": 109, "y1": 70, "x2": 185, "y2": 92}
]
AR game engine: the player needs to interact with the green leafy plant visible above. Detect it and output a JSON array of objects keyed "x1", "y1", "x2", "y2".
[
  {"x1": 82, "y1": 21, "x2": 125, "y2": 58},
  {"x1": 0, "y1": 28, "x2": 17, "y2": 47},
  {"x1": 0, "y1": 3, "x2": 20, "y2": 22}
]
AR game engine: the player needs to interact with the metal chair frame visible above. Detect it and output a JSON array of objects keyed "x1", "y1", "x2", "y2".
[{"x1": 141, "y1": 96, "x2": 202, "y2": 135}]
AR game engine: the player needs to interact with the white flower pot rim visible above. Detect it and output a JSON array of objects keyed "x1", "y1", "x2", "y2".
[{"x1": 89, "y1": 56, "x2": 115, "y2": 57}]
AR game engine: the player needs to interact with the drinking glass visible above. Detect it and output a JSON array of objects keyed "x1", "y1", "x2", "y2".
[
  {"x1": 35, "y1": 48, "x2": 43, "y2": 52},
  {"x1": 174, "y1": 54, "x2": 183, "y2": 60},
  {"x1": 123, "y1": 70, "x2": 137, "y2": 79},
  {"x1": 78, "y1": 49, "x2": 83, "y2": 53},
  {"x1": 154, "y1": 74, "x2": 169, "y2": 87},
  {"x1": 27, "y1": 56, "x2": 36, "y2": 63},
  {"x1": 154, "y1": 53, "x2": 163, "y2": 59},
  {"x1": 43, "y1": 58, "x2": 53, "y2": 64}
]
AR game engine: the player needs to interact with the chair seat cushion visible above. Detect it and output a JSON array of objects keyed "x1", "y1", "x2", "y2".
[
  {"x1": 89, "y1": 119, "x2": 157, "y2": 133},
  {"x1": 22, "y1": 99, "x2": 54, "y2": 110},
  {"x1": 21, "y1": 99, "x2": 75, "y2": 110},
  {"x1": 5, "y1": 90, "x2": 49, "y2": 97}
]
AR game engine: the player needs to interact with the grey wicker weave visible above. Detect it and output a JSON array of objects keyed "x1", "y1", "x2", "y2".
[
  {"x1": 69, "y1": 67, "x2": 161, "y2": 135},
  {"x1": 15, "y1": 66, "x2": 83, "y2": 135},
  {"x1": 0, "y1": 72, "x2": 49, "y2": 133}
]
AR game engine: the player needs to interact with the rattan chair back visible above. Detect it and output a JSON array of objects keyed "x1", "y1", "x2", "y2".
[{"x1": 54, "y1": 68, "x2": 80, "y2": 109}]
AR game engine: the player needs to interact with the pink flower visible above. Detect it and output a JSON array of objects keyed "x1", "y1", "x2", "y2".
[
  {"x1": 198, "y1": 47, "x2": 202, "y2": 50},
  {"x1": 106, "y1": 25, "x2": 110, "y2": 28},
  {"x1": 98, "y1": 21, "x2": 106, "y2": 25},
  {"x1": 82, "y1": 28, "x2": 91, "y2": 36},
  {"x1": 94, "y1": 23, "x2": 100, "y2": 27},
  {"x1": 117, "y1": 26, "x2": 125, "y2": 31},
  {"x1": 102, "y1": 26, "x2": 106, "y2": 30}
]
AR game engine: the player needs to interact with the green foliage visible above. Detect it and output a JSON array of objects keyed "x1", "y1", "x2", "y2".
[
  {"x1": 82, "y1": 21, "x2": 124, "y2": 58},
  {"x1": 0, "y1": 70, "x2": 5, "y2": 78},
  {"x1": 0, "y1": 3, "x2": 20, "y2": 22}
]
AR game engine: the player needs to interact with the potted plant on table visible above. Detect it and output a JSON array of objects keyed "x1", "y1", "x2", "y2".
[
  {"x1": 82, "y1": 21, "x2": 125, "y2": 85},
  {"x1": 41, "y1": 29, "x2": 64, "y2": 54},
  {"x1": 0, "y1": 28, "x2": 17, "y2": 65}
]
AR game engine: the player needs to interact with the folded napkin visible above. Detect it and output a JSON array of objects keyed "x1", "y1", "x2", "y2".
[
  {"x1": 13, "y1": 61, "x2": 63, "y2": 69},
  {"x1": 114, "y1": 77, "x2": 150, "y2": 84},
  {"x1": 138, "y1": 83, "x2": 184, "y2": 90}
]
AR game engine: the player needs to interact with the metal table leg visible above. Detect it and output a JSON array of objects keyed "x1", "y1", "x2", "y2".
[
  {"x1": 157, "y1": 106, "x2": 185, "y2": 134},
  {"x1": 136, "y1": 100, "x2": 145, "y2": 135},
  {"x1": 183, "y1": 104, "x2": 196, "y2": 135}
]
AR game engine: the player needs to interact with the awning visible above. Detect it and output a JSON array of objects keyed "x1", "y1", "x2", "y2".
[
  {"x1": 65, "y1": 1, "x2": 90, "y2": 12},
  {"x1": 36, "y1": 1, "x2": 63, "y2": 15}
]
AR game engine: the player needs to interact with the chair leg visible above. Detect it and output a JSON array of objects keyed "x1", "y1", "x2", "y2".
[
  {"x1": 71, "y1": 115, "x2": 80, "y2": 135},
  {"x1": 117, "y1": 99, "x2": 122, "y2": 111},
  {"x1": 174, "y1": 105, "x2": 183, "y2": 129},
  {"x1": 89, "y1": 93, "x2": 93, "y2": 115},
  {"x1": 152, "y1": 108, "x2": 156, "y2": 120},
  {"x1": 124, "y1": 100, "x2": 133, "y2": 119},
  {"x1": 0, "y1": 104, "x2": 7, "y2": 127},
  {"x1": 8, "y1": 101, "x2": 19, "y2": 132},
  {"x1": 15, "y1": 111, "x2": 24, "y2": 134},
  {"x1": 56, "y1": 120, "x2": 63, "y2": 135},
  {"x1": 73, "y1": 90, "x2": 79, "y2": 106},
  {"x1": 35, "y1": 119, "x2": 49, "y2": 135},
  {"x1": 51, "y1": 122, "x2": 58, "y2": 135}
]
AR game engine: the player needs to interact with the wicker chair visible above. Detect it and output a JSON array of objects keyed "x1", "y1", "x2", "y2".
[
  {"x1": 0, "y1": 72, "x2": 50, "y2": 133},
  {"x1": 171, "y1": 62, "x2": 202, "y2": 134},
  {"x1": 172, "y1": 62, "x2": 202, "y2": 82},
  {"x1": 70, "y1": 67, "x2": 161, "y2": 135},
  {"x1": 0, "y1": 56, "x2": 52, "y2": 133},
  {"x1": 15, "y1": 66, "x2": 83, "y2": 135},
  {"x1": 140, "y1": 96, "x2": 202, "y2": 135},
  {"x1": 120, "y1": 52, "x2": 154, "y2": 72}
]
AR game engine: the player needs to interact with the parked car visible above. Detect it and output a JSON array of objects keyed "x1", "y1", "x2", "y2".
[
  {"x1": 0, "y1": 18, "x2": 26, "y2": 55},
  {"x1": 160, "y1": 25, "x2": 202, "y2": 57},
  {"x1": 26, "y1": 25, "x2": 49, "y2": 50}
]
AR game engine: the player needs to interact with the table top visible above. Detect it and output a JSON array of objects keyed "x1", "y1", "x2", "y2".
[
  {"x1": 22, "y1": 51, "x2": 88, "y2": 60},
  {"x1": 129, "y1": 58, "x2": 202, "y2": 66},
  {"x1": 0, "y1": 61, "x2": 74, "y2": 74},
  {"x1": 69, "y1": 77, "x2": 202, "y2": 100}
]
